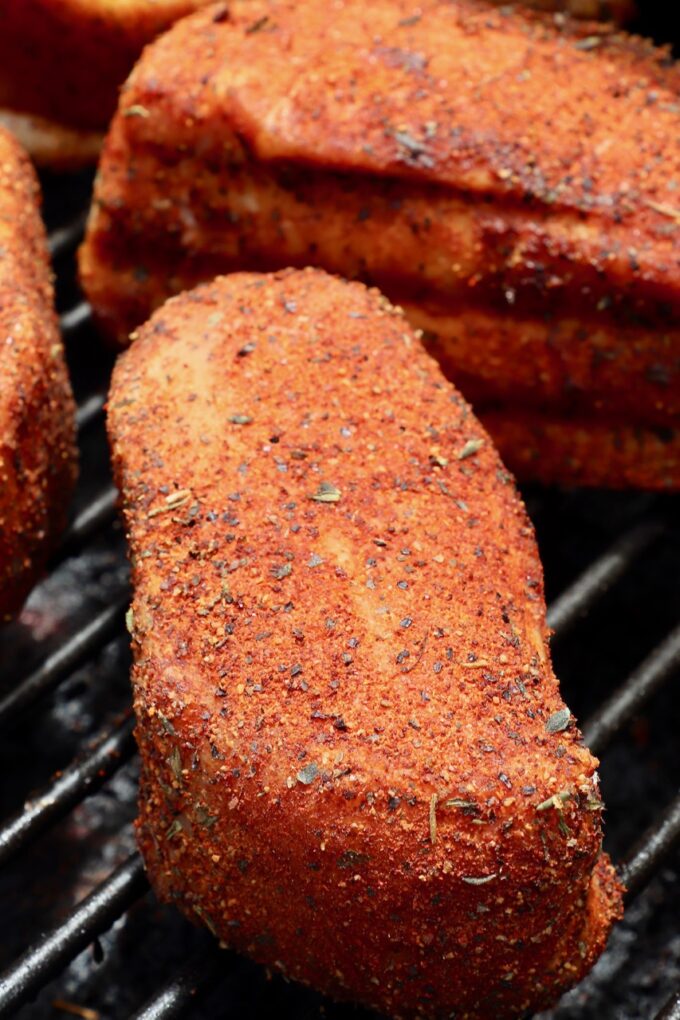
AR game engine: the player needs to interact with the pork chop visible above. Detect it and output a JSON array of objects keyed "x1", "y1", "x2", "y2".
[
  {"x1": 0, "y1": 0, "x2": 210, "y2": 166},
  {"x1": 80, "y1": 0, "x2": 680, "y2": 488},
  {"x1": 0, "y1": 126, "x2": 77, "y2": 619},
  {"x1": 109, "y1": 267, "x2": 622, "y2": 1019}
]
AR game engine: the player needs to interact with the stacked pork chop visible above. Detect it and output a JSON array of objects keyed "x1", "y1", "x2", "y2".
[{"x1": 80, "y1": 0, "x2": 679, "y2": 489}]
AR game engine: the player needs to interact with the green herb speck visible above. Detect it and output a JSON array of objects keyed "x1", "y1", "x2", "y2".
[
  {"x1": 310, "y1": 482, "x2": 341, "y2": 503},
  {"x1": 296, "y1": 763, "x2": 319, "y2": 785},
  {"x1": 545, "y1": 708, "x2": 571, "y2": 734},
  {"x1": 457, "y1": 438, "x2": 485, "y2": 461}
]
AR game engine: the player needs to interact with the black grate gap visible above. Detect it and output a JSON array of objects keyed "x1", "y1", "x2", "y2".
[
  {"x1": 655, "y1": 990, "x2": 680, "y2": 1020},
  {"x1": 129, "y1": 948, "x2": 224, "y2": 1020},
  {"x1": 0, "y1": 599, "x2": 127, "y2": 728},
  {"x1": 0, "y1": 855, "x2": 148, "y2": 1019},
  {"x1": 619, "y1": 790, "x2": 680, "y2": 899},
  {"x1": 0, "y1": 716, "x2": 135, "y2": 867},
  {"x1": 582, "y1": 624, "x2": 680, "y2": 755},
  {"x1": 546, "y1": 518, "x2": 664, "y2": 636},
  {"x1": 48, "y1": 212, "x2": 88, "y2": 260},
  {"x1": 54, "y1": 486, "x2": 119, "y2": 566}
]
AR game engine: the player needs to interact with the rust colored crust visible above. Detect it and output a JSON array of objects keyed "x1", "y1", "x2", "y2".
[
  {"x1": 0, "y1": 0, "x2": 210, "y2": 137},
  {"x1": 0, "y1": 127, "x2": 77, "y2": 620},
  {"x1": 0, "y1": 0, "x2": 635, "y2": 152},
  {"x1": 80, "y1": 0, "x2": 680, "y2": 489},
  {"x1": 489, "y1": 0, "x2": 636, "y2": 18},
  {"x1": 480, "y1": 408, "x2": 680, "y2": 489},
  {"x1": 109, "y1": 268, "x2": 623, "y2": 1020}
]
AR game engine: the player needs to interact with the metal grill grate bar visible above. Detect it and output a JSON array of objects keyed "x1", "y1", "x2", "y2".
[
  {"x1": 48, "y1": 213, "x2": 88, "y2": 260},
  {"x1": 59, "y1": 301, "x2": 92, "y2": 336},
  {"x1": 0, "y1": 855, "x2": 148, "y2": 1018},
  {"x1": 55, "y1": 486, "x2": 119, "y2": 565},
  {"x1": 619, "y1": 790, "x2": 680, "y2": 899},
  {"x1": 0, "y1": 598, "x2": 127, "y2": 728},
  {"x1": 0, "y1": 716, "x2": 135, "y2": 867},
  {"x1": 76, "y1": 392, "x2": 105, "y2": 432},
  {"x1": 546, "y1": 519, "x2": 663, "y2": 635},
  {"x1": 582, "y1": 623, "x2": 680, "y2": 755},
  {"x1": 130, "y1": 949, "x2": 223, "y2": 1020},
  {"x1": 655, "y1": 990, "x2": 680, "y2": 1020}
]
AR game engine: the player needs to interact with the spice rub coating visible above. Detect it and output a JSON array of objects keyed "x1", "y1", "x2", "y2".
[
  {"x1": 0, "y1": 127, "x2": 77, "y2": 619},
  {"x1": 0, "y1": 0, "x2": 210, "y2": 165},
  {"x1": 481, "y1": 406, "x2": 679, "y2": 489},
  {"x1": 490, "y1": 0, "x2": 636, "y2": 20},
  {"x1": 109, "y1": 269, "x2": 622, "y2": 1019},
  {"x1": 81, "y1": 0, "x2": 680, "y2": 489}
]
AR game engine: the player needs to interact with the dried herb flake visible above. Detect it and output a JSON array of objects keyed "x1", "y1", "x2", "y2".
[
  {"x1": 537, "y1": 790, "x2": 573, "y2": 812},
  {"x1": 545, "y1": 708, "x2": 571, "y2": 734},
  {"x1": 193, "y1": 904, "x2": 218, "y2": 936},
  {"x1": 310, "y1": 482, "x2": 341, "y2": 503},
  {"x1": 296, "y1": 763, "x2": 319, "y2": 785},
  {"x1": 457, "y1": 438, "x2": 485, "y2": 461},
  {"x1": 123, "y1": 104, "x2": 150, "y2": 118},
  {"x1": 245, "y1": 14, "x2": 270, "y2": 33},
  {"x1": 429, "y1": 793, "x2": 438, "y2": 845},
  {"x1": 165, "y1": 819, "x2": 183, "y2": 841},
  {"x1": 168, "y1": 746, "x2": 182, "y2": 781},
  {"x1": 271, "y1": 562, "x2": 292, "y2": 580},
  {"x1": 158, "y1": 713, "x2": 177, "y2": 736},
  {"x1": 338, "y1": 850, "x2": 369, "y2": 869},
  {"x1": 195, "y1": 806, "x2": 219, "y2": 828}
]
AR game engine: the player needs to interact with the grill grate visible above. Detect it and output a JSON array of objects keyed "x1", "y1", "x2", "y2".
[
  {"x1": 0, "y1": 177, "x2": 678, "y2": 1020},
  {"x1": 656, "y1": 992, "x2": 680, "y2": 1020}
]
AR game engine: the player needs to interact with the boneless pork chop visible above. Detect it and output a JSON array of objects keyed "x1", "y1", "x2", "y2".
[
  {"x1": 0, "y1": 0, "x2": 636, "y2": 165},
  {"x1": 81, "y1": 0, "x2": 680, "y2": 489},
  {"x1": 109, "y1": 268, "x2": 622, "y2": 1019},
  {"x1": 0, "y1": 0, "x2": 211, "y2": 166},
  {"x1": 0, "y1": 126, "x2": 77, "y2": 619}
]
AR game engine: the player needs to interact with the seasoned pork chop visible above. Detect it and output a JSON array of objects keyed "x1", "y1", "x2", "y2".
[
  {"x1": 109, "y1": 268, "x2": 622, "y2": 1019},
  {"x1": 0, "y1": 0, "x2": 210, "y2": 166},
  {"x1": 80, "y1": 0, "x2": 680, "y2": 489},
  {"x1": 0, "y1": 127, "x2": 77, "y2": 619}
]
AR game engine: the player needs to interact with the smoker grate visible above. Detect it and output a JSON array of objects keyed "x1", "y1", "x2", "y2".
[
  {"x1": 0, "y1": 173, "x2": 678, "y2": 1020},
  {"x1": 657, "y1": 993, "x2": 680, "y2": 1020}
]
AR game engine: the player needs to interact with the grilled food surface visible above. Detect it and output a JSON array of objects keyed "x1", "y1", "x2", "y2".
[
  {"x1": 489, "y1": 0, "x2": 636, "y2": 19},
  {"x1": 0, "y1": 0, "x2": 210, "y2": 165},
  {"x1": 0, "y1": 127, "x2": 77, "y2": 620},
  {"x1": 79, "y1": 0, "x2": 680, "y2": 490},
  {"x1": 108, "y1": 267, "x2": 623, "y2": 1020}
]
